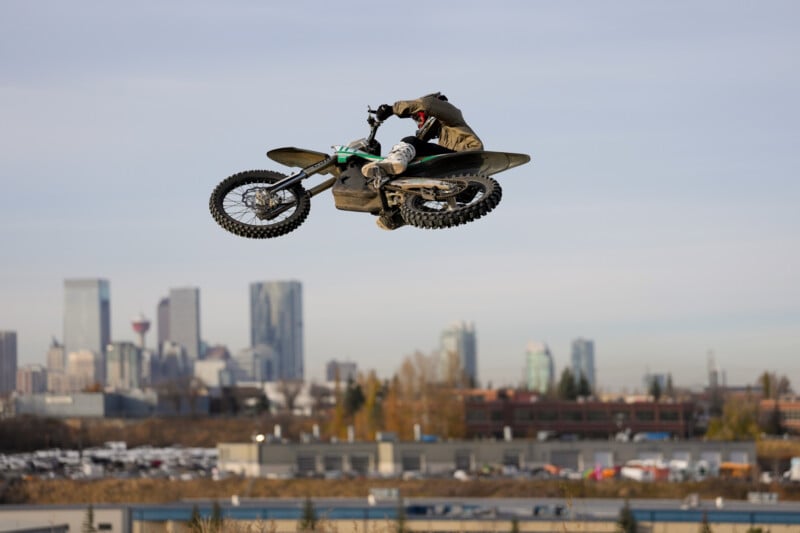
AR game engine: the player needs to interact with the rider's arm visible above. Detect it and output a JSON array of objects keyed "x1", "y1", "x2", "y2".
[{"x1": 393, "y1": 96, "x2": 464, "y2": 127}]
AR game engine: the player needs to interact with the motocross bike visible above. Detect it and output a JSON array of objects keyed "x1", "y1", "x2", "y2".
[{"x1": 209, "y1": 108, "x2": 530, "y2": 238}]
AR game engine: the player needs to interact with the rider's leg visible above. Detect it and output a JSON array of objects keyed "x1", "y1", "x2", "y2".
[{"x1": 362, "y1": 141, "x2": 416, "y2": 178}]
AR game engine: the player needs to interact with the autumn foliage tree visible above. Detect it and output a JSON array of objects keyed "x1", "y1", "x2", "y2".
[{"x1": 329, "y1": 350, "x2": 468, "y2": 441}]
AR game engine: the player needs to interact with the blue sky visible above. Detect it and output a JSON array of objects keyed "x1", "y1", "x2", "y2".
[{"x1": 1, "y1": 1, "x2": 798, "y2": 392}]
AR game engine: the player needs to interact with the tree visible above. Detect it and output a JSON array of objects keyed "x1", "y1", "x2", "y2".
[
  {"x1": 82, "y1": 503, "x2": 97, "y2": 533},
  {"x1": 278, "y1": 380, "x2": 304, "y2": 413},
  {"x1": 344, "y1": 377, "x2": 366, "y2": 417},
  {"x1": 299, "y1": 496, "x2": 318, "y2": 531},
  {"x1": 210, "y1": 500, "x2": 223, "y2": 532},
  {"x1": 577, "y1": 373, "x2": 592, "y2": 397},
  {"x1": 309, "y1": 382, "x2": 332, "y2": 415},
  {"x1": 395, "y1": 501, "x2": 407, "y2": 533},
  {"x1": 759, "y1": 371, "x2": 793, "y2": 400},
  {"x1": 760, "y1": 371, "x2": 774, "y2": 399},
  {"x1": 187, "y1": 504, "x2": 202, "y2": 532},
  {"x1": 649, "y1": 376, "x2": 662, "y2": 402},
  {"x1": 665, "y1": 374, "x2": 675, "y2": 399},
  {"x1": 706, "y1": 395, "x2": 760, "y2": 440},
  {"x1": 557, "y1": 368, "x2": 577, "y2": 401},
  {"x1": 328, "y1": 379, "x2": 347, "y2": 440},
  {"x1": 760, "y1": 399, "x2": 784, "y2": 436},
  {"x1": 617, "y1": 499, "x2": 637, "y2": 533},
  {"x1": 354, "y1": 371, "x2": 384, "y2": 440},
  {"x1": 699, "y1": 511, "x2": 713, "y2": 533}
]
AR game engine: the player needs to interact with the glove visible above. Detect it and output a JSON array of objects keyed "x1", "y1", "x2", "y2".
[{"x1": 375, "y1": 104, "x2": 394, "y2": 121}]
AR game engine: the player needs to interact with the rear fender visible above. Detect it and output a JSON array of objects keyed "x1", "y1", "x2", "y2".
[{"x1": 405, "y1": 150, "x2": 531, "y2": 178}]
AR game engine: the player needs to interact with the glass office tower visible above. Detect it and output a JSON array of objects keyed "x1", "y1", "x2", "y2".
[{"x1": 250, "y1": 281, "x2": 303, "y2": 381}]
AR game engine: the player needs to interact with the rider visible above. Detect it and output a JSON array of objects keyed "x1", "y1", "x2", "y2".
[
  {"x1": 362, "y1": 92, "x2": 484, "y2": 229},
  {"x1": 362, "y1": 92, "x2": 483, "y2": 178}
]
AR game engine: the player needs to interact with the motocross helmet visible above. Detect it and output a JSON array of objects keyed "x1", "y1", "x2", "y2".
[
  {"x1": 415, "y1": 112, "x2": 441, "y2": 141},
  {"x1": 423, "y1": 91, "x2": 448, "y2": 102}
]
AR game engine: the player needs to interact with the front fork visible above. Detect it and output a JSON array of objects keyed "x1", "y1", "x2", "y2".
[{"x1": 264, "y1": 156, "x2": 338, "y2": 198}]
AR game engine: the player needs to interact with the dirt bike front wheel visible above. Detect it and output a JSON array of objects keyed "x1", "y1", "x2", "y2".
[
  {"x1": 209, "y1": 170, "x2": 310, "y2": 239},
  {"x1": 399, "y1": 174, "x2": 502, "y2": 229}
]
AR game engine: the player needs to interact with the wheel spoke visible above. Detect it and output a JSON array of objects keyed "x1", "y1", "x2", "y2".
[
  {"x1": 399, "y1": 174, "x2": 501, "y2": 229},
  {"x1": 210, "y1": 170, "x2": 311, "y2": 239}
]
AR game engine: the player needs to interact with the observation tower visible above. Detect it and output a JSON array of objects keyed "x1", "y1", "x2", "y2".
[{"x1": 131, "y1": 312, "x2": 151, "y2": 350}]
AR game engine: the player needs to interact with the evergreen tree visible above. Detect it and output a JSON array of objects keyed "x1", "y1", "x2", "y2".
[
  {"x1": 81, "y1": 503, "x2": 97, "y2": 533},
  {"x1": 557, "y1": 368, "x2": 577, "y2": 400},
  {"x1": 299, "y1": 496, "x2": 318, "y2": 531},
  {"x1": 577, "y1": 374, "x2": 592, "y2": 397},
  {"x1": 210, "y1": 500, "x2": 223, "y2": 532},
  {"x1": 665, "y1": 373, "x2": 675, "y2": 399},
  {"x1": 649, "y1": 376, "x2": 662, "y2": 402},
  {"x1": 699, "y1": 511, "x2": 713, "y2": 533},
  {"x1": 395, "y1": 501, "x2": 407, "y2": 533},
  {"x1": 761, "y1": 400, "x2": 784, "y2": 436},
  {"x1": 617, "y1": 500, "x2": 637, "y2": 533},
  {"x1": 344, "y1": 377, "x2": 366, "y2": 417},
  {"x1": 187, "y1": 504, "x2": 202, "y2": 532}
]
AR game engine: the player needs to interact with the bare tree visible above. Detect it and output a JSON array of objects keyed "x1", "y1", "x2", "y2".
[
  {"x1": 278, "y1": 379, "x2": 304, "y2": 413},
  {"x1": 309, "y1": 382, "x2": 333, "y2": 415}
]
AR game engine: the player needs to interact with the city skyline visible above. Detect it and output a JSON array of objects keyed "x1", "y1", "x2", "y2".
[
  {"x1": 1, "y1": 2, "x2": 797, "y2": 392},
  {"x1": 0, "y1": 274, "x2": 791, "y2": 393}
]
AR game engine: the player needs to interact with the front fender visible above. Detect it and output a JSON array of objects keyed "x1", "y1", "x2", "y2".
[{"x1": 267, "y1": 147, "x2": 338, "y2": 176}]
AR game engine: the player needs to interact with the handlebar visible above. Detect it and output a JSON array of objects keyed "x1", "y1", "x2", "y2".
[{"x1": 366, "y1": 106, "x2": 382, "y2": 144}]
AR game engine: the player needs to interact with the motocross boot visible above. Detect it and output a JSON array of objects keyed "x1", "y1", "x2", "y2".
[
  {"x1": 376, "y1": 210, "x2": 406, "y2": 231},
  {"x1": 362, "y1": 142, "x2": 416, "y2": 179}
]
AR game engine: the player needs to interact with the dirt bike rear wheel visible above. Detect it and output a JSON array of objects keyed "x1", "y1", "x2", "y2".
[
  {"x1": 209, "y1": 170, "x2": 310, "y2": 239},
  {"x1": 399, "y1": 174, "x2": 501, "y2": 229}
]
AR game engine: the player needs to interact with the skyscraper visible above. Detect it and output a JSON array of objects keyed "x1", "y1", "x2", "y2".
[
  {"x1": 439, "y1": 321, "x2": 477, "y2": 386},
  {"x1": 250, "y1": 281, "x2": 303, "y2": 381},
  {"x1": 63, "y1": 279, "x2": 110, "y2": 382},
  {"x1": 571, "y1": 338, "x2": 596, "y2": 392},
  {"x1": 66, "y1": 349, "x2": 101, "y2": 391},
  {"x1": 157, "y1": 297, "x2": 169, "y2": 355},
  {"x1": 106, "y1": 341, "x2": 143, "y2": 390},
  {"x1": 16, "y1": 364, "x2": 47, "y2": 395},
  {"x1": 326, "y1": 360, "x2": 357, "y2": 383},
  {"x1": 46, "y1": 337, "x2": 65, "y2": 375},
  {"x1": 0, "y1": 331, "x2": 18, "y2": 395},
  {"x1": 525, "y1": 341, "x2": 554, "y2": 394},
  {"x1": 168, "y1": 287, "x2": 201, "y2": 361}
]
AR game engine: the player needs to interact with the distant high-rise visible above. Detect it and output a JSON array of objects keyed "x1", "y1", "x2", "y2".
[
  {"x1": 232, "y1": 345, "x2": 275, "y2": 383},
  {"x1": 157, "y1": 297, "x2": 170, "y2": 355},
  {"x1": 525, "y1": 341, "x2": 554, "y2": 394},
  {"x1": 66, "y1": 349, "x2": 101, "y2": 391},
  {"x1": 326, "y1": 360, "x2": 357, "y2": 383},
  {"x1": 250, "y1": 281, "x2": 303, "y2": 381},
  {"x1": 440, "y1": 321, "x2": 477, "y2": 386},
  {"x1": 106, "y1": 341, "x2": 143, "y2": 390},
  {"x1": 46, "y1": 337, "x2": 65, "y2": 375},
  {"x1": 571, "y1": 338, "x2": 596, "y2": 392},
  {"x1": 16, "y1": 364, "x2": 47, "y2": 395},
  {"x1": 63, "y1": 279, "x2": 111, "y2": 381},
  {"x1": 168, "y1": 287, "x2": 201, "y2": 361},
  {"x1": 0, "y1": 331, "x2": 18, "y2": 395}
]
